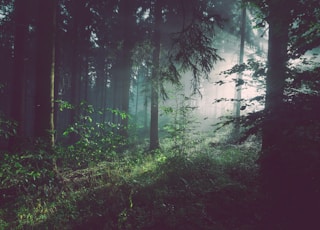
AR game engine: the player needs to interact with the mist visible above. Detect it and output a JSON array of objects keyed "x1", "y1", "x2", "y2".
[{"x1": 1, "y1": 0, "x2": 320, "y2": 229}]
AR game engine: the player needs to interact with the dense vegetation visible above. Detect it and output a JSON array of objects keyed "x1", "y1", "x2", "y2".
[
  {"x1": 1, "y1": 136, "x2": 262, "y2": 229},
  {"x1": 1, "y1": 0, "x2": 320, "y2": 229}
]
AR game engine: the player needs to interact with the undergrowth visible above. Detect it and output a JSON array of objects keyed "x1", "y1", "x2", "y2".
[{"x1": 0, "y1": 140, "x2": 261, "y2": 229}]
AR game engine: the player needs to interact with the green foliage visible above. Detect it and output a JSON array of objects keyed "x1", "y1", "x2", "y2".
[
  {"x1": 56, "y1": 99, "x2": 74, "y2": 111},
  {"x1": 215, "y1": 55, "x2": 320, "y2": 144},
  {"x1": 65, "y1": 143, "x2": 260, "y2": 230},
  {"x1": 60, "y1": 102, "x2": 130, "y2": 168},
  {"x1": 111, "y1": 145, "x2": 260, "y2": 230},
  {"x1": 0, "y1": 136, "x2": 261, "y2": 229},
  {"x1": 0, "y1": 144, "x2": 56, "y2": 199},
  {"x1": 0, "y1": 112, "x2": 17, "y2": 139},
  {"x1": 170, "y1": 21, "x2": 223, "y2": 93},
  {"x1": 0, "y1": 141, "x2": 64, "y2": 229},
  {"x1": 162, "y1": 93, "x2": 200, "y2": 155},
  {"x1": 0, "y1": 208, "x2": 9, "y2": 229},
  {"x1": 220, "y1": 58, "x2": 266, "y2": 89},
  {"x1": 9, "y1": 188, "x2": 81, "y2": 229}
]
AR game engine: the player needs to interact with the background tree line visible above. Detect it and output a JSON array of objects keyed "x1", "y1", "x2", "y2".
[{"x1": 0, "y1": 0, "x2": 238, "y2": 150}]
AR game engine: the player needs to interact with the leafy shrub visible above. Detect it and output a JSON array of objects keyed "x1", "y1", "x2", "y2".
[
  {"x1": 162, "y1": 93, "x2": 201, "y2": 155},
  {"x1": 58, "y1": 101, "x2": 130, "y2": 168},
  {"x1": 0, "y1": 143, "x2": 57, "y2": 201},
  {"x1": 0, "y1": 112, "x2": 17, "y2": 139}
]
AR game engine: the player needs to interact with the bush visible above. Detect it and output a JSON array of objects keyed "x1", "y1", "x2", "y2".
[{"x1": 59, "y1": 102, "x2": 130, "y2": 168}]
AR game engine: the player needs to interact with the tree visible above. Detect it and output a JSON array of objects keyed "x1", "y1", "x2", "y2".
[
  {"x1": 112, "y1": 0, "x2": 138, "y2": 137},
  {"x1": 149, "y1": 0, "x2": 161, "y2": 150},
  {"x1": 8, "y1": 0, "x2": 29, "y2": 150},
  {"x1": 246, "y1": 0, "x2": 320, "y2": 152},
  {"x1": 261, "y1": 0, "x2": 291, "y2": 151},
  {"x1": 34, "y1": 0, "x2": 56, "y2": 147},
  {"x1": 67, "y1": 0, "x2": 91, "y2": 143},
  {"x1": 148, "y1": 0, "x2": 223, "y2": 150},
  {"x1": 69, "y1": 0, "x2": 82, "y2": 132},
  {"x1": 0, "y1": 1, "x2": 14, "y2": 124},
  {"x1": 233, "y1": 1, "x2": 246, "y2": 140},
  {"x1": 248, "y1": 0, "x2": 320, "y2": 228}
]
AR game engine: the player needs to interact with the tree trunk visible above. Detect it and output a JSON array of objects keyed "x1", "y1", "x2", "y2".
[
  {"x1": 70, "y1": 0, "x2": 81, "y2": 122},
  {"x1": 9, "y1": 0, "x2": 28, "y2": 150},
  {"x1": 94, "y1": 48, "x2": 107, "y2": 122},
  {"x1": 34, "y1": 0, "x2": 56, "y2": 146},
  {"x1": 261, "y1": 0, "x2": 290, "y2": 151},
  {"x1": 149, "y1": 1, "x2": 161, "y2": 150},
  {"x1": 118, "y1": 45, "x2": 132, "y2": 137},
  {"x1": 69, "y1": 1, "x2": 87, "y2": 143},
  {"x1": 83, "y1": 56, "x2": 89, "y2": 103},
  {"x1": 233, "y1": 3, "x2": 246, "y2": 141},
  {"x1": 259, "y1": 1, "x2": 294, "y2": 228},
  {"x1": 115, "y1": 0, "x2": 136, "y2": 137}
]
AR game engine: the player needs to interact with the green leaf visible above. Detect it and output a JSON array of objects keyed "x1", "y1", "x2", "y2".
[{"x1": 14, "y1": 162, "x2": 23, "y2": 168}]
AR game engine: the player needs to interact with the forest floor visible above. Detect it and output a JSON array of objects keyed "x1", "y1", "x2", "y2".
[{"x1": 0, "y1": 140, "x2": 263, "y2": 229}]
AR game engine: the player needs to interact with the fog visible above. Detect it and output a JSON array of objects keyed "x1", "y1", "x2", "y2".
[{"x1": 159, "y1": 26, "x2": 268, "y2": 136}]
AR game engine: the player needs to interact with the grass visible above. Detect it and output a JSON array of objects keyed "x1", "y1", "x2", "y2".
[{"x1": 0, "y1": 139, "x2": 262, "y2": 229}]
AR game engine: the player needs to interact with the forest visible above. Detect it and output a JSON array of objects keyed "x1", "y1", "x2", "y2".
[{"x1": 0, "y1": 0, "x2": 320, "y2": 229}]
